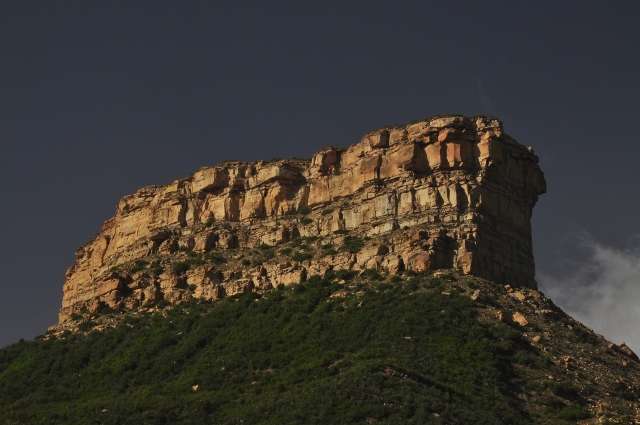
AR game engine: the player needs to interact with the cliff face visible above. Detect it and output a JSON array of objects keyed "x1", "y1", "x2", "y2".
[{"x1": 59, "y1": 115, "x2": 546, "y2": 322}]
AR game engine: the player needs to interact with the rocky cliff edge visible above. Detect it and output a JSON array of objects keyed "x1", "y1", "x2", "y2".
[{"x1": 59, "y1": 115, "x2": 546, "y2": 322}]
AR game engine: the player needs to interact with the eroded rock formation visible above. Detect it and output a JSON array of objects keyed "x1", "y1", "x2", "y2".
[{"x1": 59, "y1": 115, "x2": 546, "y2": 322}]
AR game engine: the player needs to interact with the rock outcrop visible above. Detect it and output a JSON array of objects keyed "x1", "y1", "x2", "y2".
[{"x1": 58, "y1": 115, "x2": 546, "y2": 322}]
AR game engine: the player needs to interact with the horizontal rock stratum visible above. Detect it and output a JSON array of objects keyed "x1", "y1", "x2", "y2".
[{"x1": 59, "y1": 115, "x2": 546, "y2": 322}]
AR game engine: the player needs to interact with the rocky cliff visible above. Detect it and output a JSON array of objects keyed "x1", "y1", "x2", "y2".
[{"x1": 59, "y1": 115, "x2": 546, "y2": 322}]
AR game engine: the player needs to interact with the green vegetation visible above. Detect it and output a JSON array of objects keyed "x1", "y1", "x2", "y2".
[
  {"x1": 362, "y1": 268, "x2": 383, "y2": 281},
  {"x1": 77, "y1": 321, "x2": 97, "y2": 332},
  {"x1": 172, "y1": 254, "x2": 209, "y2": 274},
  {"x1": 342, "y1": 235, "x2": 364, "y2": 254},
  {"x1": 150, "y1": 265, "x2": 164, "y2": 276},
  {"x1": 321, "y1": 208, "x2": 334, "y2": 216},
  {"x1": 130, "y1": 260, "x2": 150, "y2": 274},
  {"x1": 204, "y1": 217, "x2": 215, "y2": 227},
  {"x1": 279, "y1": 247, "x2": 292, "y2": 256},
  {"x1": 203, "y1": 251, "x2": 226, "y2": 264},
  {"x1": 291, "y1": 236, "x2": 319, "y2": 247},
  {"x1": 0, "y1": 275, "x2": 540, "y2": 424},
  {"x1": 156, "y1": 299, "x2": 170, "y2": 308},
  {"x1": 570, "y1": 326, "x2": 596, "y2": 344},
  {"x1": 171, "y1": 261, "x2": 191, "y2": 275},
  {"x1": 290, "y1": 251, "x2": 313, "y2": 262}
]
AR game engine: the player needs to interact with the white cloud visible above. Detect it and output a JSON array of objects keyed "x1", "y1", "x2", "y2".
[{"x1": 538, "y1": 233, "x2": 640, "y2": 354}]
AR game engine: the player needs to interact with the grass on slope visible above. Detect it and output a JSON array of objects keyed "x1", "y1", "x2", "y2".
[{"x1": 0, "y1": 273, "x2": 534, "y2": 424}]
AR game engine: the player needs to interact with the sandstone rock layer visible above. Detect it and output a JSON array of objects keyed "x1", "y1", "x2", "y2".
[{"x1": 59, "y1": 115, "x2": 546, "y2": 321}]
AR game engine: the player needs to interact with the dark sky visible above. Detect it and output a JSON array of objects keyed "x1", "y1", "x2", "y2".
[{"x1": 2, "y1": 1, "x2": 640, "y2": 349}]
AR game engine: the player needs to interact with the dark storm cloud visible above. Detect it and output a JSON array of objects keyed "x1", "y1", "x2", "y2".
[{"x1": 2, "y1": 1, "x2": 640, "y2": 347}]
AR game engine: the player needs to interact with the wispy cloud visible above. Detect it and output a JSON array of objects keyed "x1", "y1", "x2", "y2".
[
  {"x1": 477, "y1": 78, "x2": 494, "y2": 114},
  {"x1": 538, "y1": 233, "x2": 640, "y2": 353}
]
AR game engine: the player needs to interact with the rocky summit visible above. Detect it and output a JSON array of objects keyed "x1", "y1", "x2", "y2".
[{"x1": 58, "y1": 115, "x2": 546, "y2": 323}]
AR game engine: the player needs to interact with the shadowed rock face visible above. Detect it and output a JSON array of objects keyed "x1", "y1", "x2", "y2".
[{"x1": 59, "y1": 115, "x2": 546, "y2": 322}]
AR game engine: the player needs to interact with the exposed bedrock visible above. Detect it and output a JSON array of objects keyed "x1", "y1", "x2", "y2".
[{"x1": 59, "y1": 115, "x2": 546, "y2": 322}]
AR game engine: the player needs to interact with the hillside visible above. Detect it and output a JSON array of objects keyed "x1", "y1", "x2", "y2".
[{"x1": 2, "y1": 270, "x2": 639, "y2": 424}]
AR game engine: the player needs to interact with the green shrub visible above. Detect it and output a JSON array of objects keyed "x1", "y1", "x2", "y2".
[
  {"x1": 78, "y1": 321, "x2": 97, "y2": 331},
  {"x1": 100, "y1": 306, "x2": 116, "y2": 315},
  {"x1": 514, "y1": 350, "x2": 538, "y2": 367},
  {"x1": 376, "y1": 283, "x2": 393, "y2": 291},
  {"x1": 325, "y1": 269, "x2": 357, "y2": 281},
  {"x1": 204, "y1": 252, "x2": 226, "y2": 264},
  {"x1": 341, "y1": 236, "x2": 364, "y2": 254},
  {"x1": 323, "y1": 248, "x2": 338, "y2": 256},
  {"x1": 130, "y1": 259, "x2": 149, "y2": 273},
  {"x1": 548, "y1": 381, "x2": 580, "y2": 400},
  {"x1": 406, "y1": 278, "x2": 420, "y2": 291},
  {"x1": 291, "y1": 251, "x2": 312, "y2": 262},
  {"x1": 188, "y1": 284, "x2": 197, "y2": 292},
  {"x1": 70, "y1": 313, "x2": 83, "y2": 321},
  {"x1": 172, "y1": 262, "x2": 191, "y2": 275},
  {"x1": 363, "y1": 269, "x2": 383, "y2": 281},
  {"x1": 300, "y1": 217, "x2": 313, "y2": 225},
  {"x1": 279, "y1": 248, "x2": 293, "y2": 256},
  {"x1": 321, "y1": 208, "x2": 334, "y2": 216},
  {"x1": 557, "y1": 404, "x2": 591, "y2": 420},
  {"x1": 258, "y1": 243, "x2": 271, "y2": 251},
  {"x1": 185, "y1": 256, "x2": 205, "y2": 267},
  {"x1": 150, "y1": 265, "x2": 164, "y2": 275},
  {"x1": 241, "y1": 259, "x2": 251, "y2": 266},
  {"x1": 570, "y1": 326, "x2": 596, "y2": 344},
  {"x1": 156, "y1": 299, "x2": 170, "y2": 308},
  {"x1": 263, "y1": 250, "x2": 276, "y2": 260},
  {"x1": 204, "y1": 217, "x2": 215, "y2": 227},
  {"x1": 321, "y1": 243, "x2": 333, "y2": 250},
  {"x1": 306, "y1": 274, "x2": 322, "y2": 285},
  {"x1": 297, "y1": 206, "x2": 310, "y2": 215}
]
